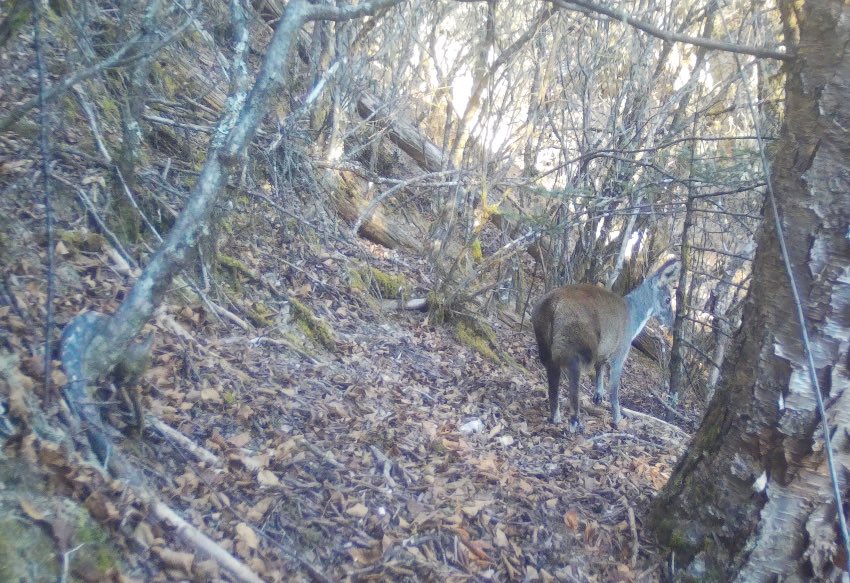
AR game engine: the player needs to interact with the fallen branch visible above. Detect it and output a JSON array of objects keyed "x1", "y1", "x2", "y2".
[
  {"x1": 148, "y1": 417, "x2": 220, "y2": 467},
  {"x1": 627, "y1": 506, "x2": 639, "y2": 568},
  {"x1": 151, "y1": 500, "x2": 265, "y2": 583}
]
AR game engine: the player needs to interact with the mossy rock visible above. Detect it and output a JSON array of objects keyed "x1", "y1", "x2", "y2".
[
  {"x1": 289, "y1": 297, "x2": 336, "y2": 352},
  {"x1": 0, "y1": 457, "x2": 125, "y2": 582}
]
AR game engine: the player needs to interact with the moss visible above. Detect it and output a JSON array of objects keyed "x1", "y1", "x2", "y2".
[
  {"x1": 224, "y1": 391, "x2": 237, "y2": 405},
  {"x1": 217, "y1": 253, "x2": 259, "y2": 281},
  {"x1": 111, "y1": 196, "x2": 142, "y2": 243},
  {"x1": 0, "y1": 459, "x2": 124, "y2": 581},
  {"x1": 348, "y1": 267, "x2": 367, "y2": 294},
  {"x1": 247, "y1": 301, "x2": 275, "y2": 328},
  {"x1": 453, "y1": 318, "x2": 500, "y2": 363},
  {"x1": 98, "y1": 95, "x2": 121, "y2": 127},
  {"x1": 151, "y1": 61, "x2": 179, "y2": 99},
  {"x1": 290, "y1": 298, "x2": 336, "y2": 352},
  {"x1": 10, "y1": 118, "x2": 40, "y2": 139},
  {"x1": 470, "y1": 238, "x2": 483, "y2": 263},
  {"x1": 427, "y1": 290, "x2": 449, "y2": 324},
  {"x1": 59, "y1": 229, "x2": 107, "y2": 254}
]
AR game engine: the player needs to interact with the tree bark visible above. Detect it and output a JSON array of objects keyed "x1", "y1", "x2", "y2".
[{"x1": 650, "y1": 1, "x2": 850, "y2": 581}]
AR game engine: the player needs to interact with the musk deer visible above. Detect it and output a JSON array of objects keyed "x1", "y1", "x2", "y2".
[{"x1": 531, "y1": 258, "x2": 679, "y2": 432}]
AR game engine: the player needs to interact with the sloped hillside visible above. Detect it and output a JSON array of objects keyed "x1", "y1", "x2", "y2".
[{"x1": 0, "y1": 1, "x2": 702, "y2": 581}]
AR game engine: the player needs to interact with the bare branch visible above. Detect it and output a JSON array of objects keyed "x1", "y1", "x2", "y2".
[
  {"x1": 552, "y1": 0, "x2": 790, "y2": 61},
  {"x1": 0, "y1": 6, "x2": 195, "y2": 133}
]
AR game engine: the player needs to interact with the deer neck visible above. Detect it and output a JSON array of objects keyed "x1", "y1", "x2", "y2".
[{"x1": 624, "y1": 282, "x2": 656, "y2": 342}]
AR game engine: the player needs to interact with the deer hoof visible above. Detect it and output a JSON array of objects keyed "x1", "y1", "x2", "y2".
[
  {"x1": 549, "y1": 410, "x2": 562, "y2": 424},
  {"x1": 568, "y1": 417, "x2": 583, "y2": 434},
  {"x1": 592, "y1": 393, "x2": 604, "y2": 405}
]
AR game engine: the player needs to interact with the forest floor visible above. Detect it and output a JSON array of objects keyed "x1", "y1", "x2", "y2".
[{"x1": 0, "y1": 184, "x2": 702, "y2": 582}]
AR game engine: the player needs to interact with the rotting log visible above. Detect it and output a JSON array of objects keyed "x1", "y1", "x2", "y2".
[{"x1": 325, "y1": 170, "x2": 422, "y2": 251}]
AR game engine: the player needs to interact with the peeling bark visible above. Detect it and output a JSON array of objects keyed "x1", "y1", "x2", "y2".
[{"x1": 651, "y1": 1, "x2": 850, "y2": 581}]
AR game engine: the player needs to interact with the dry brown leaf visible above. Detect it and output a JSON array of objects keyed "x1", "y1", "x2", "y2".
[
  {"x1": 84, "y1": 492, "x2": 120, "y2": 523},
  {"x1": 153, "y1": 547, "x2": 194, "y2": 574},
  {"x1": 133, "y1": 522, "x2": 156, "y2": 547},
  {"x1": 564, "y1": 509, "x2": 580, "y2": 531},
  {"x1": 19, "y1": 499, "x2": 46, "y2": 521},
  {"x1": 235, "y1": 522, "x2": 259, "y2": 549},
  {"x1": 346, "y1": 503, "x2": 369, "y2": 518},
  {"x1": 228, "y1": 431, "x2": 252, "y2": 448},
  {"x1": 461, "y1": 499, "x2": 489, "y2": 518},
  {"x1": 349, "y1": 545, "x2": 382, "y2": 565},
  {"x1": 200, "y1": 388, "x2": 221, "y2": 402},
  {"x1": 257, "y1": 470, "x2": 280, "y2": 487},
  {"x1": 247, "y1": 497, "x2": 275, "y2": 521}
]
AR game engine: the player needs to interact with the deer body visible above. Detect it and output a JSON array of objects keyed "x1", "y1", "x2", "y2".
[{"x1": 532, "y1": 259, "x2": 678, "y2": 431}]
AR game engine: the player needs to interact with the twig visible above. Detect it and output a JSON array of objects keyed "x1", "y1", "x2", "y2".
[
  {"x1": 60, "y1": 543, "x2": 85, "y2": 583},
  {"x1": 299, "y1": 436, "x2": 345, "y2": 469},
  {"x1": 149, "y1": 417, "x2": 220, "y2": 466},
  {"x1": 0, "y1": 4, "x2": 196, "y2": 133},
  {"x1": 353, "y1": 170, "x2": 460, "y2": 234},
  {"x1": 51, "y1": 173, "x2": 139, "y2": 271},
  {"x1": 587, "y1": 431, "x2": 672, "y2": 450},
  {"x1": 249, "y1": 336, "x2": 320, "y2": 364},
  {"x1": 627, "y1": 506, "x2": 639, "y2": 568},
  {"x1": 621, "y1": 406, "x2": 691, "y2": 440},
  {"x1": 33, "y1": 0, "x2": 56, "y2": 398},
  {"x1": 552, "y1": 0, "x2": 790, "y2": 61},
  {"x1": 647, "y1": 386, "x2": 690, "y2": 423},
  {"x1": 151, "y1": 501, "x2": 266, "y2": 583},
  {"x1": 142, "y1": 113, "x2": 214, "y2": 134}
]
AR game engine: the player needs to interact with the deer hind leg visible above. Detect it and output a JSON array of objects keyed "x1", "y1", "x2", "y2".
[
  {"x1": 566, "y1": 358, "x2": 583, "y2": 433},
  {"x1": 592, "y1": 361, "x2": 606, "y2": 405},
  {"x1": 546, "y1": 364, "x2": 562, "y2": 424}
]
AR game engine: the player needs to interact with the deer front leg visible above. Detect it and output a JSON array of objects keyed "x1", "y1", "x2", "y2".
[{"x1": 609, "y1": 354, "x2": 626, "y2": 424}]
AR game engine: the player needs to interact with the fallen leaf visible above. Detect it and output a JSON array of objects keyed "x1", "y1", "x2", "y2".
[
  {"x1": 200, "y1": 388, "x2": 221, "y2": 402},
  {"x1": 462, "y1": 499, "x2": 490, "y2": 518},
  {"x1": 346, "y1": 503, "x2": 369, "y2": 518},
  {"x1": 564, "y1": 509, "x2": 579, "y2": 531},
  {"x1": 19, "y1": 499, "x2": 46, "y2": 521},
  {"x1": 228, "y1": 432, "x2": 252, "y2": 448},
  {"x1": 257, "y1": 470, "x2": 280, "y2": 487},
  {"x1": 153, "y1": 547, "x2": 194, "y2": 574},
  {"x1": 235, "y1": 522, "x2": 259, "y2": 549}
]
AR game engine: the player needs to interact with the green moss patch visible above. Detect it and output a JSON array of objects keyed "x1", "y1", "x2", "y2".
[
  {"x1": 350, "y1": 264, "x2": 409, "y2": 300},
  {"x1": 290, "y1": 297, "x2": 336, "y2": 352},
  {"x1": 453, "y1": 317, "x2": 501, "y2": 363}
]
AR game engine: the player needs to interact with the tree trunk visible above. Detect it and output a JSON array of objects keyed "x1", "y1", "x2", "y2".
[{"x1": 650, "y1": 2, "x2": 850, "y2": 581}]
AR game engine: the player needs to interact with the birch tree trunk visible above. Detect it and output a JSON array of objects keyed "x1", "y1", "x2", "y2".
[{"x1": 650, "y1": 1, "x2": 850, "y2": 580}]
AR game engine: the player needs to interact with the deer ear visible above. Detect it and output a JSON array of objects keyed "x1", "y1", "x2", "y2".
[{"x1": 655, "y1": 258, "x2": 680, "y2": 285}]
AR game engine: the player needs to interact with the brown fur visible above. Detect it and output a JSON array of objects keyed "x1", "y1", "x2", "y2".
[
  {"x1": 531, "y1": 258, "x2": 679, "y2": 430},
  {"x1": 532, "y1": 285, "x2": 628, "y2": 369}
]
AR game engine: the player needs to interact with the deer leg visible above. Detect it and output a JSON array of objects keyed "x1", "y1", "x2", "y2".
[
  {"x1": 609, "y1": 354, "x2": 627, "y2": 424},
  {"x1": 566, "y1": 358, "x2": 583, "y2": 433},
  {"x1": 546, "y1": 365, "x2": 562, "y2": 424},
  {"x1": 592, "y1": 362, "x2": 606, "y2": 404}
]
